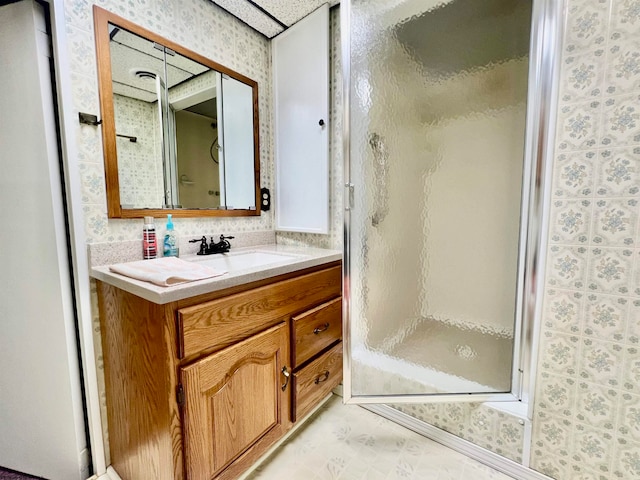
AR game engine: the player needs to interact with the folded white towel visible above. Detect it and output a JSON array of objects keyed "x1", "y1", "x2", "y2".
[{"x1": 109, "y1": 257, "x2": 227, "y2": 286}]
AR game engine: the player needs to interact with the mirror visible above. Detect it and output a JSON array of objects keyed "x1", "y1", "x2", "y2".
[{"x1": 94, "y1": 6, "x2": 260, "y2": 218}]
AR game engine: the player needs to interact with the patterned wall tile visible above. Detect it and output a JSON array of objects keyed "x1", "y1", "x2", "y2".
[
  {"x1": 591, "y1": 198, "x2": 637, "y2": 245},
  {"x1": 574, "y1": 381, "x2": 618, "y2": 428},
  {"x1": 533, "y1": 411, "x2": 573, "y2": 457},
  {"x1": 586, "y1": 247, "x2": 634, "y2": 294},
  {"x1": 67, "y1": 24, "x2": 97, "y2": 78},
  {"x1": 579, "y1": 338, "x2": 624, "y2": 386},
  {"x1": 557, "y1": 101, "x2": 602, "y2": 151},
  {"x1": 547, "y1": 245, "x2": 589, "y2": 289},
  {"x1": 540, "y1": 331, "x2": 581, "y2": 376},
  {"x1": 634, "y1": 251, "x2": 640, "y2": 295},
  {"x1": 621, "y1": 346, "x2": 640, "y2": 393},
  {"x1": 583, "y1": 292, "x2": 629, "y2": 341},
  {"x1": 561, "y1": 49, "x2": 606, "y2": 102},
  {"x1": 606, "y1": 34, "x2": 640, "y2": 95},
  {"x1": 552, "y1": 150, "x2": 597, "y2": 197},
  {"x1": 595, "y1": 147, "x2": 640, "y2": 197},
  {"x1": 611, "y1": 439, "x2": 640, "y2": 478},
  {"x1": 572, "y1": 423, "x2": 615, "y2": 473},
  {"x1": 628, "y1": 299, "x2": 640, "y2": 343},
  {"x1": 70, "y1": 72, "x2": 100, "y2": 114},
  {"x1": 610, "y1": 0, "x2": 640, "y2": 35},
  {"x1": 549, "y1": 198, "x2": 592, "y2": 244},
  {"x1": 564, "y1": 0, "x2": 609, "y2": 54},
  {"x1": 544, "y1": 288, "x2": 585, "y2": 334},
  {"x1": 534, "y1": 3, "x2": 640, "y2": 476},
  {"x1": 600, "y1": 93, "x2": 640, "y2": 147},
  {"x1": 617, "y1": 392, "x2": 640, "y2": 441},
  {"x1": 536, "y1": 371, "x2": 578, "y2": 418},
  {"x1": 75, "y1": 124, "x2": 104, "y2": 164},
  {"x1": 78, "y1": 162, "x2": 107, "y2": 206},
  {"x1": 530, "y1": 452, "x2": 570, "y2": 480},
  {"x1": 392, "y1": 402, "x2": 524, "y2": 464}
]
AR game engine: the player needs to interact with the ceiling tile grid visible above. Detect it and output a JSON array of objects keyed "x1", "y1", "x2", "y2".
[
  {"x1": 211, "y1": 0, "x2": 339, "y2": 38},
  {"x1": 211, "y1": 0, "x2": 285, "y2": 37},
  {"x1": 253, "y1": 0, "x2": 339, "y2": 28}
]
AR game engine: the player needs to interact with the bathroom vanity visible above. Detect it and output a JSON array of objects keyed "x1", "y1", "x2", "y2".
[{"x1": 92, "y1": 247, "x2": 342, "y2": 480}]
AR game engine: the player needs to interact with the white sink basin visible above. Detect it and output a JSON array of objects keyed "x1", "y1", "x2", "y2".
[{"x1": 190, "y1": 250, "x2": 304, "y2": 272}]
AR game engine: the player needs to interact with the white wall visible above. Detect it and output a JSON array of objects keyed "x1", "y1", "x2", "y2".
[{"x1": 0, "y1": 2, "x2": 88, "y2": 478}]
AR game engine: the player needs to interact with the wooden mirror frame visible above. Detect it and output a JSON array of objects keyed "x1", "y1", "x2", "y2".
[{"x1": 93, "y1": 6, "x2": 261, "y2": 218}]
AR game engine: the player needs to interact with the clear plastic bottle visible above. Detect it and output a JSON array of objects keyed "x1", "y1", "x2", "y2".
[
  {"x1": 163, "y1": 214, "x2": 179, "y2": 257},
  {"x1": 142, "y1": 216, "x2": 157, "y2": 259}
]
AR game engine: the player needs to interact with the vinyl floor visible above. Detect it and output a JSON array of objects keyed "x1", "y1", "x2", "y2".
[{"x1": 245, "y1": 395, "x2": 514, "y2": 480}]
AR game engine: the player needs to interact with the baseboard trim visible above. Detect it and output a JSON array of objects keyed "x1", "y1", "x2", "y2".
[
  {"x1": 103, "y1": 466, "x2": 122, "y2": 480},
  {"x1": 363, "y1": 404, "x2": 552, "y2": 480}
]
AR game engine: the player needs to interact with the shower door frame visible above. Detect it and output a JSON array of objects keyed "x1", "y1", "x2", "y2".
[{"x1": 342, "y1": 0, "x2": 562, "y2": 405}]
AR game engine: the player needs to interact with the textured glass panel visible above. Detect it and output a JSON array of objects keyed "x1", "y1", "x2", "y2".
[{"x1": 349, "y1": 0, "x2": 532, "y2": 396}]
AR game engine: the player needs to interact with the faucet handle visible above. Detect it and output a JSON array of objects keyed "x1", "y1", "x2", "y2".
[
  {"x1": 220, "y1": 235, "x2": 235, "y2": 240},
  {"x1": 189, "y1": 236, "x2": 208, "y2": 255},
  {"x1": 189, "y1": 236, "x2": 207, "y2": 244}
]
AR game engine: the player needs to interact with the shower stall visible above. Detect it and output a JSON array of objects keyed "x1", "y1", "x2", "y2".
[{"x1": 343, "y1": 0, "x2": 558, "y2": 402}]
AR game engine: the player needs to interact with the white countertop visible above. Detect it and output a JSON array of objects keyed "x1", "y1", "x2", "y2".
[{"x1": 91, "y1": 244, "x2": 342, "y2": 304}]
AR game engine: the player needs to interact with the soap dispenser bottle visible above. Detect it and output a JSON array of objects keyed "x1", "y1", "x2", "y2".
[{"x1": 163, "y1": 214, "x2": 179, "y2": 257}]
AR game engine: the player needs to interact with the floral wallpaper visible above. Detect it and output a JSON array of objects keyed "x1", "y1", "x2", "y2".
[
  {"x1": 65, "y1": 0, "x2": 274, "y2": 245},
  {"x1": 64, "y1": 0, "x2": 274, "y2": 463},
  {"x1": 531, "y1": 0, "x2": 640, "y2": 478},
  {"x1": 66, "y1": 0, "x2": 640, "y2": 477},
  {"x1": 321, "y1": 1, "x2": 640, "y2": 479}
]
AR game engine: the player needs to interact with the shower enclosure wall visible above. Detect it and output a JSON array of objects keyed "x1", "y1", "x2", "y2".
[{"x1": 344, "y1": 0, "x2": 556, "y2": 403}]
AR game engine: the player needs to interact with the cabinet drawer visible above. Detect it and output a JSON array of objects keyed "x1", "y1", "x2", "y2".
[
  {"x1": 291, "y1": 297, "x2": 342, "y2": 368},
  {"x1": 292, "y1": 342, "x2": 342, "y2": 422},
  {"x1": 178, "y1": 265, "x2": 341, "y2": 359}
]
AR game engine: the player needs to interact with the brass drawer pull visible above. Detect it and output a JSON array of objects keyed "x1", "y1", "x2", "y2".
[
  {"x1": 314, "y1": 370, "x2": 330, "y2": 384},
  {"x1": 313, "y1": 323, "x2": 330, "y2": 334},
  {"x1": 281, "y1": 366, "x2": 290, "y2": 391}
]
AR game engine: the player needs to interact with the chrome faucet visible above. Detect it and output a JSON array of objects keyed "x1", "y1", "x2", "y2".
[{"x1": 189, "y1": 235, "x2": 235, "y2": 255}]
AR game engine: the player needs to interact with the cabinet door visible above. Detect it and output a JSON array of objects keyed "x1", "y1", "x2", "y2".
[
  {"x1": 181, "y1": 323, "x2": 290, "y2": 480},
  {"x1": 273, "y1": 4, "x2": 329, "y2": 233}
]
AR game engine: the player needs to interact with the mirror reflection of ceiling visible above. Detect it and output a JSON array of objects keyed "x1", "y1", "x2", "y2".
[
  {"x1": 211, "y1": 0, "x2": 339, "y2": 38},
  {"x1": 110, "y1": 26, "x2": 209, "y2": 102}
]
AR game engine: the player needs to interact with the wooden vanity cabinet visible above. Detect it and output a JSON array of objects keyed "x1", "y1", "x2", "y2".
[
  {"x1": 290, "y1": 297, "x2": 343, "y2": 421},
  {"x1": 181, "y1": 323, "x2": 289, "y2": 480},
  {"x1": 97, "y1": 261, "x2": 342, "y2": 480}
]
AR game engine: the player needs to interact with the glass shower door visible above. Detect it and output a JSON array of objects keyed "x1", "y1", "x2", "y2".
[{"x1": 344, "y1": 0, "x2": 539, "y2": 402}]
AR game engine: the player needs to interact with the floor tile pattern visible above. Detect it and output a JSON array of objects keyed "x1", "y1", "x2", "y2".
[{"x1": 246, "y1": 396, "x2": 514, "y2": 480}]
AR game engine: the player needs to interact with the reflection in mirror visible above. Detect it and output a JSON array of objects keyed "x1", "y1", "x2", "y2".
[
  {"x1": 94, "y1": 6, "x2": 260, "y2": 218},
  {"x1": 171, "y1": 69, "x2": 222, "y2": 209}
]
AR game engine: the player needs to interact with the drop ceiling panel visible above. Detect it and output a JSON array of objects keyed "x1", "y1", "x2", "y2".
[
  {"x1": 211, "y1": 0, "x2": 285, "y2": 38},
  {"x1": 252, "y1": 0, "x2": 339, "y2": 27},
  {"x1": 210, "y1": 0, "x2": 338, "y2": 38}
]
